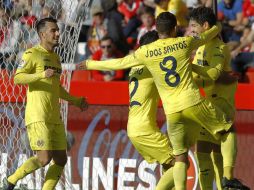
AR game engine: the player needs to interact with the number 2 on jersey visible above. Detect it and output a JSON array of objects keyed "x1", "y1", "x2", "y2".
[
  {"x1": 129, "y1": 77, "x2": 141, "y2": 107},
  {"x1": 160, "y1": 56, "x2": 180, "y2": 87}
]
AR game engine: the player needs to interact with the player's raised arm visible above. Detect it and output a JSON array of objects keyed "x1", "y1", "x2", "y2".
[{"x1": 78, "y1": 53, "x2": 142, "y2": 71}]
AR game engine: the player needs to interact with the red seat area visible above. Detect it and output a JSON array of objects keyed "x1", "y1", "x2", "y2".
[{"x1": 72, "y1": 70, "x2": 91, "y2": 81}]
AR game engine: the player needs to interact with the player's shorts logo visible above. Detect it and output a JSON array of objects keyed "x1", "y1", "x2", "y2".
[{"x1": 37, "y1": 140, "x2": 45, "y2": 147}]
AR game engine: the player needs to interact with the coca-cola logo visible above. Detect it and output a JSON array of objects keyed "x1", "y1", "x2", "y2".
[{"x1": 77, "y1": 110, "x2": 198, "y2": 190}]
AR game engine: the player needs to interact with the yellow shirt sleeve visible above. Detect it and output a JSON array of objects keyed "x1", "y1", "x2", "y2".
[
  {"x1": 192, "y1": 42, "x2": 226, "y2": 81},
  {"x1": 86, "y1": 54, "x2": 142, "y2": 70},
  {"x1": 14, "y1": 50, "x2": 45, "y2": 84},
  {"x1": 192, "y1": 63, "x2": 222, "y2": 81}
]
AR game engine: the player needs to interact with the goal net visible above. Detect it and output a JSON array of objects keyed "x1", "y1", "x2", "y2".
[{"x1": 0, "y1": 0, "x2": 92, "y2": 189}]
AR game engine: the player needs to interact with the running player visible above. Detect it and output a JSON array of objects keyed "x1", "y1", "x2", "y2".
[{"x1": 3, "y1": 17, "x2": 88, "y2": 190}]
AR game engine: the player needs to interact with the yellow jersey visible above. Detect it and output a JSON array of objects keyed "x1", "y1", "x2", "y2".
[
  {"x1": 155, "y1": 0, "x2": 188, "y2": 27},
  {"x1": 15, "y1": 45, "x2": 81, "y2": 126},
  {"x1": 127, "y1": 66, "x2": 160, "y2": 137},
  {"x1": 86, "y1": 24, "x2": 220, "y2": 115},
  {"x1": 192, "y1": 37, "x2": 237, "y2": 108}
]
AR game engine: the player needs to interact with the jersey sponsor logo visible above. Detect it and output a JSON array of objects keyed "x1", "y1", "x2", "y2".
[
  {"x1": 44, "y1": 65, "x2": 62, "y2": 74},
  {"x1": 17, "y1": 60, "x2": 26, "y2": 69},
  {"x1": 213, "y1": 54, "x2": 224, "y2": 58}
]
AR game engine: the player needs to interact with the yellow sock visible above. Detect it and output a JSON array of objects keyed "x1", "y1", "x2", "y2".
[
  {"x1": 156, "y1": 167, "x2": 174, "y2": 190},
  {"x1": 195, "y1": 152, "x2": 214, "y2": 190},
  {"x1": 8, "y1": 156, "x2": 42, "y2": 185},
  {"x1": 173, "y1": 162, "x2": 187, "y2": 190},
  {"x1": 221, "y1": 131, "x2": 237, "y2": 179},
  {"x1": 211, "y1": 152, "x2": 223, "y2": 190},
  {"x1": 42, "y1": 163, "x2": 64, "y2": 190}
]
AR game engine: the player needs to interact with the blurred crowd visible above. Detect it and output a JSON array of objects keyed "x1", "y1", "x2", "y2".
[{"x1": 1, "y1": 0, "x2": 254, "y2": 82}]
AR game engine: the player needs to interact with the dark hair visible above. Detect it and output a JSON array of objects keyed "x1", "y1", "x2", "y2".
[
  {"x1": 138, "y1": 5, "x2": 155, "y2": 16},
  {"x1": 35, "y1": 17, "x2": 57, "y2": 34},
  {"x1": 139, "y1": 30, "x2": 159, "y2": 46},
  {"x1": 154, "y1": 0, "x2": 162, "y2": 5},
  {"x1": 156, "y1": 12, "x2": 177, "y2": 35},
  {"x1": 189, "y1": 6, "x2": 217, "y2": 27},
  {"x1": 100, "y1": 35, "x2": 114, "y2": 43}
]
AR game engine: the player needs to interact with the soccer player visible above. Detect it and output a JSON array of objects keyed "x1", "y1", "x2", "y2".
[
  {"x1": 78, "y1": 11, "x2": 229, "y2": 190},
  {"x1": 3, "y1": 17, "x2": 88, "y2": 190},
  {"x1": 189, "y1": 7, "x2": 250, "y2": 190},
  {"x1": 78, "y1": 11, "x2": 249, "y2": 189},
  {"x1": 128, "y1": 31, "x2": 175, "y2": 189}
]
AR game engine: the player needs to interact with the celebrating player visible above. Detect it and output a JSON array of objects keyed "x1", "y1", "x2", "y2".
[
  {"x1": 76, "y1": 10, "x2": 248, "y2": 190},
  {"x1": 127, "y1": 30, "x2": 175, "y2": 189},
  {"x1": 189, "y1": 7, "x2": 249, "y2": 190},
  {"x1": 3, "y1": 17, "x2": 88, "y2": 190}
]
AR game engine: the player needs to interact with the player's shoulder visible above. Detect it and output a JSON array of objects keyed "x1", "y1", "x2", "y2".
[
  {"x1": 178, "y1": 36, "x2": 194, "y2": 45},
  {"x1": 23, "y1": 46, "x2": 40, "y2": 58}
]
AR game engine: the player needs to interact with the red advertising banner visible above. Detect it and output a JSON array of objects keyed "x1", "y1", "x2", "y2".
[
  {"x1": 66, "y1": 105, "x2": 254, "y2": 189},
  {"x1": 1, "y1": 76, "x2": 254, "y2": 189},
  {"x1": 67, "y1": 105, "x2": 199, "y2": 190}
]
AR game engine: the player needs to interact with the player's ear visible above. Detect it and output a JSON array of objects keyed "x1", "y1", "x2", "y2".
[
  {"x1": 38, "y1": 31, "x2": 44, "y2": 39},
  {"x1": 203, "y1": 21, "x2": 210, "y2": 30}
]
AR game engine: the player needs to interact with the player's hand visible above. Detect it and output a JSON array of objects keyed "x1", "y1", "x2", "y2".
[
  {"x1": 80, "y1": 97, "x2": 89, "y2": 111},
  {"x1": 45, "y1": 69, "x2": 54, "y2": 78},
  {"x1": 231, "y1": 49, "x2": 240, "y2": 59},
  {"x1": 77, "y1": 61, "x2": 87, "y2": 70}
]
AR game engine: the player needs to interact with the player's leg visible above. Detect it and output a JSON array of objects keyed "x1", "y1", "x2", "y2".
[
  {"x1": 167, "y1": 111, "x2": 200, "y2": 190},
  {"x1": 4, "y1": 122, "x2": 53, "y2": 190},
  {"x1": 196, "y1": 126, "x2": 223, "y2": 190},
  {"x1": 129, "y1": 131, "x2": 175, "y2": 190},
  {"x1": 196, "y1": 139, "x2": 222, "y2": 190},
  {"x1": 42, "y1": 150, "x2": 67, "y2": 190},
  {"x1": 188, "y1": 99, "x2": 249, "y2": 189},
  {"x1": 42, "y1": 123, "x2": 67, "y2": 190},
  {"x1": 211, "y1": 151, "x2": 223, "y2": 190}
]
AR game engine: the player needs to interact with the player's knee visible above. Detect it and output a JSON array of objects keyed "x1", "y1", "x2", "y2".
[
  {"x1": 175, "y1": 152, "x2": 188, "y2": 163},
  {"x1": 53, "y1": 155, "x2": 67, "y2": 166},
  {"x1": 38, "y1": 156, "x2": 52, "y2": 167},
  {"x1": 218, "y1": 125, "x2": 236, "y2": 136}
]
